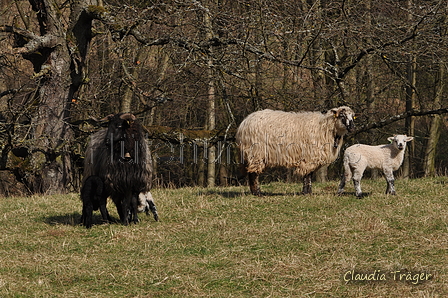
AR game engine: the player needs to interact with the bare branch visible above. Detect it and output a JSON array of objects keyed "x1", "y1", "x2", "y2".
[
  {"x1": 354, "y1": 108, "x2": 448, "y2": 135},
  {"x1": 0, "y1": 25, "x2": 36, "y2": 40},
  {"x1": 0, "y1": 25, "x2": 63, "y2": 55},
  {"x1": 0, "y1": 89, "x2": 19, "y2": 98}
]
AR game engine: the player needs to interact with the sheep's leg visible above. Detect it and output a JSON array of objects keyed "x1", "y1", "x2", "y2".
[
  {"x1": 130, "y1": 194, "x2": 139, "y2": 224},
  {"x1": 140, "y1": 192, "x2": 159, "y2": 221},
  {"x1": 384, "y1": 170, "x2": 396, "y2": 195},
  {"x1": 114, "y1": 194, "x2": 130, "y2": 226},
  {"x1": 99, "y1": 195, "x2": 112, "y2": 223},
  {"x1": 353, "y1": 179, "x2": 362, "y2": 198},
  {"x1": 115, "y1": 203, "x2": 126, "y2": 224},
  {"x1": 99, "y1": 204, "x2": 111, "y2": 223},
  {"x1": 81, "y1": 200, "x2": 94, "y2": 228},
  {"x1": 146, "y1": 200, "x2": 159, "y2": 221},
  {"x1": 248, "y1": 172, "x2": 261, "y2": 196},
  {"x1": 302, "y1": 173, "x2": 312, "y2": 194},
  {"x1": 352, "y1": 169, "x2": 365, "y2": 198},
  {"x1": 121, "y1": 198, "x2": 130, "y2": 226},
  {"x1": 338, "y1": 158, "x2": 352, "y2": 195},
  {"x1": 337, "y1": 173, "x2": 346, "y2": 194}
]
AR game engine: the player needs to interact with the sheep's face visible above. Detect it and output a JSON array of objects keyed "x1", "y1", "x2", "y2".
[
  {"x1": 331, "y1": 106, "x2": 356, "y2": 133},
  {"x1": 104, "y1": 113, "x2": 136, "y2": 146},
  {"x1": 388, "y1": 135, "x2": 414, "y2": 151}
]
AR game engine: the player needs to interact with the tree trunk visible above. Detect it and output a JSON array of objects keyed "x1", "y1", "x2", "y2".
[
  {"x1": 402, "y1": 0, "x2": 416, "y2": 179},
  {"x1": 21, "y1": 0, "x2": 94, "y2": 193},
  {"x1": 120, "y1": 47, "x2": 146, "y2": 113},
  {"x1": 402, "y1": 54, "x2": 417, "y2": 179},
  {"x1": 423, "y1": 62, "x2": 444, "y2": 176},
  {"x1": 204, "y1": 4, "x2": 216, "y2": 187},
  {"x1": 366, "y1": 0, "x2": 379, "y2": 179}
]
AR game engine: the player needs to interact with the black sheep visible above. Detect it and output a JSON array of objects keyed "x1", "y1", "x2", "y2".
[{"x1": 83, "y1": 113, "x2": 158, "y2": 226}]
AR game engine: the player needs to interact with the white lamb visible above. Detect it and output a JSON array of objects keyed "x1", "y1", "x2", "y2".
[{"x1": 338, "y1": 135, "x2": 414, "y2": 197}]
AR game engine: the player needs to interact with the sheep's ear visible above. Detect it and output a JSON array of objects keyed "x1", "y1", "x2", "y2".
[
  {"x1": 331, "y1": 107, "x2": 344, "y2": 118},
  {"x1": 330, "y1": 108, "x2": 338, "y2": 117},
  {"x1": 387, "y1": 137, "x2": 394, "y2": 143},
  {"x1": 405, "y1": 136, "x2": 414, "y2": 142}
]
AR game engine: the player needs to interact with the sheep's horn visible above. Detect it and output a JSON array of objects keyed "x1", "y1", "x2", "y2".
[
  {"x1": 100, "y1": 114, "x2": 115, "y2": 121},
  {"x1": 119, "y1": 113, "x2": 137, "y2": 121}
]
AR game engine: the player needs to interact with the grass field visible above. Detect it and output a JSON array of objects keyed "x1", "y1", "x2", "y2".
[{"x1": 0, "y1": 177, "x2": 447, "y2": 297}]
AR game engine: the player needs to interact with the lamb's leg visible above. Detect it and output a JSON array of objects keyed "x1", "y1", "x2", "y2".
[
  {"x1": 338, "y1": 158, "x2": 352, "y2": 195},
  {"x1": 81, "y1": 200, "x2": 94, "y2": 229},
  {"x1": 302, "y1": 173, "x2": 312, "y2": 194},
  {"x1": 248, "y1": 172, "x2": 261, "y2": 196},
  {"x1": 353, "y1": 179, "x2": 362, "y2": 198},
  {"x1": 352, "y1": 168, "x2": 365, "y2": 198},
  {"x1": 146, "y1": 199, "x2": 159, "y2": 221},
  {"x1": 337, "y1": 173, "x2": 346, "y2": 195},
  {"x1": 384, "y1": 170, "x2": 396, "y2": 195},
  {"x1": 139, "y1": 192, "x2": 159, "y2": 221},
  {"x1": 145, "y1": 192, "x2": 159, "y2": 221}
]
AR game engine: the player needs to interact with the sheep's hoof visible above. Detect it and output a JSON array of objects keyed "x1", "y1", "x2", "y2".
[
  {"x1": 250, "y1": 188, "x2": 262, "y2": 196},
  {"x1": 146, "y1": 202, "x2": 159, "y2": 221},
  {"x1": 302, "y1": 188, "x2": 312, "y2": 195}
]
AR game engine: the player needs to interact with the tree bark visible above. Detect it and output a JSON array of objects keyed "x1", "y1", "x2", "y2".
[
  {"x1": 402, "y1": 54, "x2": 417, "y2": 179},
  {"x1": 16, "y1": 0, "x2": 95, "y2": 193},
  {"x1": 402, "y1": 0, "x2": 417, "y2": 179},
  {"x1": 423, "y1": 62, "x2": 445, "y2": 176},
  {"x1": 120, "y1": 47, "x2": 146, "y2": 113},
  {"x1": 204, "y1": 2, "x2": 216, "y2": 187}
]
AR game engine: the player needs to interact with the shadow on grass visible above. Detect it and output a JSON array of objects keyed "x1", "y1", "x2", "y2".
[
  {"x1": 43, "y1": 212, "x2": 119, "y2": 226},
  {"x1": 337, "y1": 192, "x2": 371, "y2": 198},
  {"x1": 198, "y1": 190, "x2": 247, "y2": 198},
  {"x1": 200, "y1": 189, "x2": 304, "y2": 198}
]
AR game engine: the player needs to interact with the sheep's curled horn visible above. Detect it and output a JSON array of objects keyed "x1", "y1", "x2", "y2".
[
  {"x1": 99, "y1": 113, "x2": 136, "y2": 122},
  {"x1": 119, "y1": 113, "x2": 137, "y2": 121}
]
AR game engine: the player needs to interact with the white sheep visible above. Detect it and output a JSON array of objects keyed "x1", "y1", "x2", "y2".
[
  {"x1": 337, "y1": 134, "x2": 414, "y2": 197},
  {"x1": 236, "y1": 106, "x2": 356, "y2": 195}
]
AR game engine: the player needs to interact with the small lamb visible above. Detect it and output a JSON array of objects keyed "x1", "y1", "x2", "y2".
[
  {"x1": 137, "y1": 191, "x2": 159, "y2": 221},
  {"x1": 80, "y1": 175, "x2": 112, "y2": 228},
  {"x1": 338, "y1": 135, "x2": 414, "y2": 197}
]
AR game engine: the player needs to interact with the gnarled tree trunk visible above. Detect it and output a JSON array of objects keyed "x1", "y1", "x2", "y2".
[{"x1": 11, "y1": 0, "x2": 96, "y2": 193}]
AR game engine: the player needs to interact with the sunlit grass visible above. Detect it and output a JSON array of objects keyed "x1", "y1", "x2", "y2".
[{"x1": 0, "y1": 177, "x2": 447, "y2": 297}]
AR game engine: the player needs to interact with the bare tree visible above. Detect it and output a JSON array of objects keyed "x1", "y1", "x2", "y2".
[
  {"x1": 423, "y1": 62, "x2": 445, "y2": 176},
  {"x1": 2, "y1": 0, "x2": 448, "y2": 194}
]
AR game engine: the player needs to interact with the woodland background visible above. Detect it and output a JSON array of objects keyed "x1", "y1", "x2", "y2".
[{"x1": 1, "y1": 0, "x2": 448, "y2": 196}]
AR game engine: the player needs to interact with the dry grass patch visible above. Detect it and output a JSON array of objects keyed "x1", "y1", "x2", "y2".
[{"x1": 0, "y1": 178, "x2": 447, "y2": 297}]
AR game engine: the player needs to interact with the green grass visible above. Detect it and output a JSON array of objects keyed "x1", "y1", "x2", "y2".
[{"x1": 1, "y1": 177, "x2": 448, "y2": 297}]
